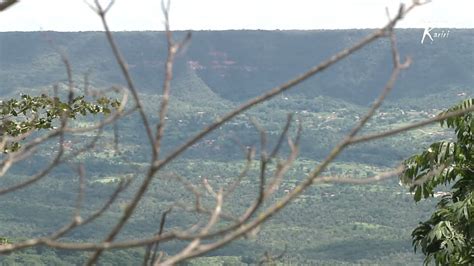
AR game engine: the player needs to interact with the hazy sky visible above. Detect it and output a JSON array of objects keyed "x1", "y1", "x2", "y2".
[{"x1": 0, "y1": 0, "x2": 472, "y2": 31}]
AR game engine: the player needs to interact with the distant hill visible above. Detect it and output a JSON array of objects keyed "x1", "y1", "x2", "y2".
[
  {"x1": 0, "y1": 29, "x2": 473, "y2": 104},
  {"x1": 1, "y1": 30, "x2": 473, "y2": 265}
]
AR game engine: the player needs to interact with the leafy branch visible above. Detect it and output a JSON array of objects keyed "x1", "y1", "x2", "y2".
[{"x1": 0, "y1": 93, "x2": 120, "y2": 152}]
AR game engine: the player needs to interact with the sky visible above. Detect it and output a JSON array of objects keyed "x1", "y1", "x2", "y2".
[{"x1": 0, "y1": 0, "x2": 472, "y2": 31}]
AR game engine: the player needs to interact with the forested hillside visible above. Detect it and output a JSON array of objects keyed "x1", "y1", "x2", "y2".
[
  {"x1": 0, "y1": 30, "x2": 473, "y2": 265},
  {"x1": 1, "y1": 29, "x2": 473, "y2": 103}
]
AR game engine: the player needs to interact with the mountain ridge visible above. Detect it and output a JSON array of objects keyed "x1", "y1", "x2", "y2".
[{"x1": 1, "y1": 30, "x2": 472, "y2": 105}]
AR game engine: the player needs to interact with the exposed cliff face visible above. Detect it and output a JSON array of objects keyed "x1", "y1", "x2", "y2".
[{"x1": 1, "y1": 29, "x2": 473, "y2": 104}]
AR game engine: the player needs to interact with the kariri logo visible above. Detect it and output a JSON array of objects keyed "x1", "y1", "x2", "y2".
[{"x1": 421, "y1": 27, "x2": 450, "y2": 44}]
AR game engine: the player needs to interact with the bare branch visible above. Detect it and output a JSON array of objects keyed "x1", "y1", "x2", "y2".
[
  {"x1": 348, "y1": 106, "x2": 474, "y2": 145},
  {"x1": 91, "y1": 0, "x2": 156, "y2": 156},
  {"x1": 0, "y1": 0, "x2": 18, "y2": 12},
  {"x1": 158, "y1": 190, "x2": 224, "y2": 266},
  {"x1": 154, "y1": 1, "x2": 179, "y2": 158},
  {"x1": 144, "y1": 208, "x2": 172, "y2": 266},
  {"x1": 145, "y1": 5, "x2": 417, "y2": 261},
  {"x1": 269, "y1": 114, "x2": 293, "y2": 159},
  {"x1": 224, "y1": 146, "x2": 255, "y2": 197},
  {"x1": 314, "y1": 165, "x2": 405, "y2": 185}
]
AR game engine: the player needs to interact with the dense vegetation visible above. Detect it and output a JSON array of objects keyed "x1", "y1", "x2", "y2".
[
  {"x1": 402, "y1": 99, "x2": 474, "y2": 265},
  {"x1": 0, "y1": 30, "x2": 473, "y2": 264},
  {"x1": 0, "y1": 93, "x2": 118, "y2": 152}
]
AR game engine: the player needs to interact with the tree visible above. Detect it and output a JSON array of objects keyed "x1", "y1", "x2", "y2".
[
  {"x1": 0, "y1": 93, "x2": 119, "y2": 153},
  {"x1": 1, "y1": 0, "x2": 471, "y2": 265},
  {"x1": 400, "y1": 99, "x2": 474, "y2": 265}
]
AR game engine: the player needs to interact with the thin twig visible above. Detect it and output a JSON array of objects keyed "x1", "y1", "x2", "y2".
[
  {"x1": 147, "y1": 208, "x2": 172, "y2": 265},
  {"x1": 0, "y1": 0, "x2": 18, "y2": 11}
]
